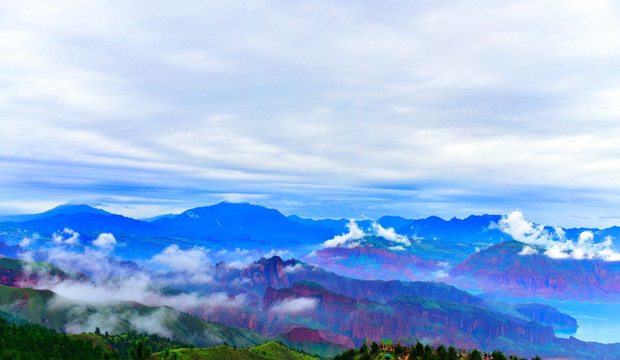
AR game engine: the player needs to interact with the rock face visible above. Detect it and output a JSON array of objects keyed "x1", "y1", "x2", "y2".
[
  {"x1": 218, "y1": 256, "x2": 484, "y2": 305},
  {"x1": 513, "y1": 303, "x2": 578, "y2": 329},
  {"x1": 261, "y1": 281, "x2": 555, "y2": 352},
  {"x1": 450, "y1": 241, "x2": 620, "y2": 301},
  {"x1": 305, "y1": 244, "x2": 440, "y2": 281}
]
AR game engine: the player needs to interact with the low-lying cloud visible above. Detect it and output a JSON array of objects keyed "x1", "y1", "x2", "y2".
[
  {"x1": 322, "y1": 220, "x2": 365, "y2": 248},
  {"x1": 498, "y1": 210, "x2": 620, "y2": 261},
  {"x1": 52, "y1": 228, "x2": 80, "y2": 245},
  {"x1": 270, "y1": 297, "x2": 319, "y2": 316},
  {"x1": 322, "y1": 220, "x2": 412, "y2": 248},
  {"x1": 93, "y1": 233, "x2": 116, "y2": 249},
  {"x1": 150, "y1": 244, "x2": 210, "y2": 272}
]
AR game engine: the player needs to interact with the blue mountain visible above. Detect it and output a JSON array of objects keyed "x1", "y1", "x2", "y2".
[
  {"x1": 153, "y1": 202, "x2": 339, "y2": 246},
  {"x1": 0, "y1": 204, "x2": 110, "y2": 223}
]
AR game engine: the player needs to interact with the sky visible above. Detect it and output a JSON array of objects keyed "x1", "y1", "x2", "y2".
[{"x1": 1, "y1": 1, "x2": 620, "y2": 227}]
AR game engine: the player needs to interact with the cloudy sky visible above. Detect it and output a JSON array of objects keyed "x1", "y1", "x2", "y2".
[{"x1": 1, "y1": 0, "x2": 620, "y2": 227}]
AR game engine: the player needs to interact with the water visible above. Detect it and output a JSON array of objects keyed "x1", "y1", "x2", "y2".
[
  {"x1": 479, "y1": 293, "x2": 620, "y2": 344},
  {"x1": 549, "y1": 300, "x2": 620, "y2": 344}
]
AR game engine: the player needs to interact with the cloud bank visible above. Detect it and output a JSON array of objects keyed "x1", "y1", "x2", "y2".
[
  {"x1": 270, "y1": 297, "x2": 319, "y2": 316},
  {"x1": 498, "y1": 210, "x2": 620, "y2": 261},
  {"x1": 322, "y1": 220, "x2": 412, "y2": 248}
]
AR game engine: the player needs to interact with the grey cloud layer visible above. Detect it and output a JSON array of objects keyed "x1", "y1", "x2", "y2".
[{"x1": 2, "y1": 1, "x2": 620, "y2": 226}]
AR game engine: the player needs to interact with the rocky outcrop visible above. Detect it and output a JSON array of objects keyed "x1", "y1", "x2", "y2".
[
  {"x1": 218, "y1": 255, "x2": 483, "y2": 305},
  {"x1": 305, "y1": 244, "x2": 439, "y2": 281},
  {"x1": 261, "y1": 281, "x2": 556, "y2": 352},
  {"x1": 513, "y1": 303, "x2": 578, "y2": 329},
  {"x1": 450, "y1": 241, "x2": 620, "y2": 301}
]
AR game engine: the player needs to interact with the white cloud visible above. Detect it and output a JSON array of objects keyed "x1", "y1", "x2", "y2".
[
  {"x1": 5, "y1": 1, "x2": 620, "y2": 226},
  {"x1": 93, "y1": 233, "x2": 116, "y2": 249},
  {"x1": 270, "y1": 297, "x2": 319, "y2": 316},
  {"x1": 519, "y1": 246, "x2": 538, "y2": 256},
  {"x1": 283, "y1": 263, "x2": 303, "y2": 273},
  {"x1": 499, "y1": 210, "x2": 620, "y2": 261},
  {"x1": 322, "y1": 220, "x2": 366, "y2": 248},
  {"x1": 388, "y1": 245, "x2": 406, "y2": 251},
  {"x1": 150, "y1": 244, "x2": 210, "y2": 272},
  {"x1": 52, "y1": 228, "x2": 80, "y2": 245},
  {"x1": 372, "y1": 223, "x2": 411, "y2": 246}
]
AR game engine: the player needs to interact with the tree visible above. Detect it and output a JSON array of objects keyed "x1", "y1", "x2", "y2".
[
  {"x1": 448, "y1": 346, "x2": 458, "y2": 360},
  {"x1": 491, "y1": 350, "x2": 507, "y2": 360},
  {"x1": 414, "y1": 341, "x2": 424, "y2": 357},
  {"x1": 470, "y1": 349, "x2": 482, "y2": 360},
  {"x1": 360, "y1": 343, "x2": 369, "y2": 354},
  {"x1": 95, "y1": 327, "x2": 101, "y2": 336},
  {"x1": 424, "y1": 344, "x2": 435, "y2": 360},
  {"x1": 436, "y1": 345, "x2": 448, "y2": 360},
  {"x1": 533, "y1": 356, "x2": 542, "y2": 360},
  {"x1": 394, "y1": 343, "x2": 405, "y2": 357},
  {"x1": 371, "y1": 341, "x2": 380, "y2": 353},
  {"x1": 129, "y1": 340, "x2": 152, "y2": 360}
]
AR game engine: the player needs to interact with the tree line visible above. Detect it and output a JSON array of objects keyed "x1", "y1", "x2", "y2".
[{"x1": 334, "y1": 339, "x2": 542, "y2": 360}]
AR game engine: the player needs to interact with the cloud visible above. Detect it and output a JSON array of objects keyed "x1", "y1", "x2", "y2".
[
  {"x1": 283, "y1": 263, "x2": 303, "y2": 273},
  {"x1": 322, "y1": 220, "x2": 366, "y2": 248},
  {"x1": 93, "y1": 233, "x2": 116, "y2": 249},
  {"x1": 519, "y1": 246, "x2": 538, "y2": 256},
  {"x1": 372, "y1": 223, "x2": 411, "y2": 246},
  {"x1": 388, "y1": 245, "x2": 406, "y2": 251},
  {"x1": 270, "y1": 297, "x2": 319, "y2": 316},
  {"x1": 6, "y1": 1, "x2": 620, "y2": 228},
  {"x1": 52, "y1": 228, "x2": 80, "y2": 245},
  {"x1": 19, "y1": 233, "x2": 39, "y2": 247},
  {"x1": 150, "y1": 244, "x2": 210, "y2": 272},
  {"x1": 498, "y1": 210, "x2": 620, "y2": 261}
]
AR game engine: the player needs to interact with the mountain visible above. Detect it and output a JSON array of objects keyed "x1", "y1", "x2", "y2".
[
  {"x1": 287, "y1": 215, "x2": 349, "y2": 234},
  {"x1": 274, "y1": 327, "x2": 350, "y2": 358},
  {"x1": 0, "y1": 257, "x2": 88, "y2": 288},
  {"x1": 0, "y1": 284, "x2": 268, "y2": 348},
  {"x1": 153, "y1": 202, "x2": 338, "y2": 246},
  {"x1": 3, "y1": 212, "x2": 157, "y2": 237},
  {"x1": 303, "y1": 242, "x2": 444, "y2": 281},
  {"x1": 0, "y1": 204, "x2": 111, "y2": 223},
  {"x1": 450, "y1": 241, "x2": 620, "y2": 301},
  {"x1": 262, "y1": 281, "x2": 620, "y2": 360},
  {"x1": 214, "y1": 256, "x2": 484, "y2": 305},
  {"x1": 262, "y1": 281, "x2": 549, "y2": 351}
]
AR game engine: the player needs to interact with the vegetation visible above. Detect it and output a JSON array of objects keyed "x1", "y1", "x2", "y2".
[
  {"x1": 72, "y1": 329, "x2": 189, "y2": 359},
  {"x1": 152, "y1": 341, "x2": 320, "y2": 360},
  {"x1": 333, "y1": 340, "x2": 531, "y2": 360},
  {"x1": 0, "y1": 317, "x2": 103, "y2": 360}
]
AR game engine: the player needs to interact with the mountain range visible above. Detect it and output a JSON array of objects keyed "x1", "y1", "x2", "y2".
[{"x1": 1, "y1": 202, "x2": 620, "y2": 358}]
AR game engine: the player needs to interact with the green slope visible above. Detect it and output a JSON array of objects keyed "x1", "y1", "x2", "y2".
[
  {"x1": 154, "y1": 342, "x2": 320, "y2": 360},
  {"x1": 0, "y1": 285, "x2": 268, "y2": 348}
]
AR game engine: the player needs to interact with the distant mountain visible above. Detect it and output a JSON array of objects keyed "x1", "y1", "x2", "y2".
[
  {"x1": 0, "y1": 204, "x2": 110, "y2": 223},
  {"x1": 395, "y1": 214, "x2": 504, "y2": 243},
  {"x1": 287, "y1": 215, "x2": 349, "y2": 234},
  {"x1": 3, "y1": 212, "x2": 157, "y2": 236},
  {"x1": 303, "y1": 243, "x2": 442, "y2": 281},
  {"x1": 450, "y1": 241, "x2": 620, "y2": 301},
  {"x1": 152, "y1": 202, "x2": 338, "y2": 246}
]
